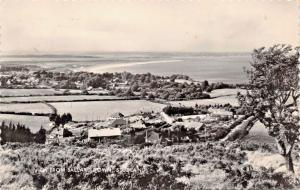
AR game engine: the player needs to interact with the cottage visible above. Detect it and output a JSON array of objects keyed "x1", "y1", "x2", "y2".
[
  {"x1": 146, "y1": 130, "x2": 161, "y2": 144},
  {"x1": 160, "y1": 112, "x2": 175, "y2": 124},
  {"x1": 130, "y1": 120, "x2": 147, "y2": 129},
  {"x1": 110, "y1": 118, "x2": 127, "y2": 128},
  {"x1": 88, "y1": 128, "x2": 121, "y2": 142},
  {"x1": 94, "y1": 121, "x2": 111, "y2": 129}
]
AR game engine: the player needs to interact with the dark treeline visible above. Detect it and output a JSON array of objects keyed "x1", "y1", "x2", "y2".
[
  {"x1": 163, "y1": 106, "x2": 195, "y2": 116},
  {"x1": 0, "y1": 121, "x2": 46, "y2": 144},
  {"x1": 0, "y1": 111, "x2": 49, "y2": 116},
  {"x1": 163, "y1": 104, "x2": 239, "y2": 116}
]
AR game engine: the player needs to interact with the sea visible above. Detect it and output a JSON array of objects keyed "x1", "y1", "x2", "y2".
[{"x1": 0, "y1": 52, "x2": 252, "y2": 83}]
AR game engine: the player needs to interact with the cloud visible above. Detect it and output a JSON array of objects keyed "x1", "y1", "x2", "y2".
[{"x1": 0, "y1": 0, "x2": 298, "y2": 53}]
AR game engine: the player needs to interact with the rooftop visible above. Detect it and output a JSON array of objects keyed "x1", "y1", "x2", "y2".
[
  {"x1": 110, "y1": 112, "x2": 124, "y2": 118},
  {"x1": 88, "y1": 128, "x2": 121, "y2": 138}
]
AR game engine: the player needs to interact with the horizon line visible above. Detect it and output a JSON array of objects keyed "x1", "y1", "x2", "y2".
[{"x1": 0, "y1": 50, "x2": 251, "y2": 55}]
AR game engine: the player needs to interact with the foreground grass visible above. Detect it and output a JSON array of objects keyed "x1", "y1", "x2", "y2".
[{"x1": 0, "y1": 142, "x2": 299, "y2": 190}]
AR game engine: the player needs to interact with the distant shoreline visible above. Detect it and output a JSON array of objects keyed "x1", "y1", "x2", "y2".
[{"x1": 77, "y1": 59, "x2": 183, "y2": 73}]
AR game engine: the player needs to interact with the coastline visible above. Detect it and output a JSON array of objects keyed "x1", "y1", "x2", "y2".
[{"x1": 76, "y1": 59, "x2": 183, "y2": 73}]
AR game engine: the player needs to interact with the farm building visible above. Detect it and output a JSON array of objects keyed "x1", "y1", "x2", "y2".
[{"x1": 88, "y1": 128, "x2": 121, "y2": 142}]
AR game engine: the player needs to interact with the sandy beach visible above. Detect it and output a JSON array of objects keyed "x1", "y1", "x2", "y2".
[{"x1": 76, "y1": 59, "x2": 183, "y2": 73}]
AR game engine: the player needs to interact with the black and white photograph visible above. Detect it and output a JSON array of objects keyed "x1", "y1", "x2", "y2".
[{"x1": 0, "y1": 0, "x2": 299, "y2": 189}]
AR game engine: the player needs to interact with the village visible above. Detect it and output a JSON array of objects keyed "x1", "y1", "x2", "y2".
[
  {"x1": 0, "y1": 66, "x2": 241, "y2": 101},
  {"x1": 48, "y1": 103, "x2": 236, "y2": 147}
]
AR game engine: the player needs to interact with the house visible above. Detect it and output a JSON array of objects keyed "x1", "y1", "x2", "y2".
[
  {"x1": 108, "y1": 112, "x2": 125, "y2": 120},
  {"x1": 130, "y1": 120, "x2": 147, "y2": 129},
  {"x1": 110, "y1": 118, "x2": 127, "y2": 128},
  {"x1": 94, "y1": 121, "x2": 111, "y2": 129},
  {"x1": 160, "y1": 112, "x2": 174, "y2": 124},
  {"x1": 208, "y1": 108, "x2": 233, "y2": 118},
  {"x1": 67, "y1": 127, "x2": 85, "y2": 137},
  {"x1": 130, "y1": 130, "x2": 161, "y2": 144},
  {"x1": 88, "y1": 128, "x2": 121, "y2": 142},
  {"x1": 145, "y1": 130, "x2": 161, "y2": 144},
  {"x1": 183, "y1": 121, "x2": 205, "y2": 131}
]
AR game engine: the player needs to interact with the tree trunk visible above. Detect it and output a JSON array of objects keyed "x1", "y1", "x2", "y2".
[
  {"x1": 221, "y1": 115, "x2": 257, "y2": 141},
  {"x1": 284, "y1": 152, "x2": 294, "y2": 173}
]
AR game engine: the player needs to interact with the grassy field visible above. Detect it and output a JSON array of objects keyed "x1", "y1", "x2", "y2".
[
  {"x1": 51, "y1": 100, "x2": 165, "y2": 121},
  {"x1": 171, "y1": 96, "x2": 239, "y2": 107},
  {"x1": 209, "y1": 88, "x2": 246, "y2": 98},
  {"x1": 0, "y1": 103, "x2": 52, "y2": 114},
  {"x1": 0, "y1": 89, "x2": 60, "y2": 97},
  {"x1": 0, "y1": 114, "x2": 51, "y2": 133},
  {"x1": 170, "y1": 88, "x2": 245, "y2": 107},
  {"x1": 0, "y1": 95, "x2": 122, "y2": 103},
  {"x1": 0, "y1": 89, "x2": 108, "y2": 97}
]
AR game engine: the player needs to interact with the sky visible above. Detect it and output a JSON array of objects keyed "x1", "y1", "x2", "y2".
[{"x1": 0, "y1": 0, "x2": 299, "y2": 53}]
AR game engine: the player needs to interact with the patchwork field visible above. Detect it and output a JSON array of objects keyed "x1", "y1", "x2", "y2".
[
  {"x1": 0, "y1": 114, "x2": 51, "y2": 133},
  {"x1": 0, "y1": 103, "x2": 52, "y2": 114},
  {"x1": 171, "y1": 96, "x2": 239, "y2": 107},
  {"x1": 51, "y1": 100, "x2": 165, "y2": 121},
  {"x1": 0, "y1": 89, "x2": 60, "y2": 97},
  {"x1": 0, "y1": 88, "x2": 108, "y2": 97},
  {"x1": 0, "y1": 95, "x2": 122, "y2": 103},
  {"x1": 170, "y1": 88, "x2": 246, "y2": 107},
  {"x1": 209, "y1": 88, "x2": 246, "y2": 98}
]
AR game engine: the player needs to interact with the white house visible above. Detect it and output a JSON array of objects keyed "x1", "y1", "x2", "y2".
[
  {"x1": 88, "y1": 128, "x2": 121, "y2": 142},
  {"x1": 130, "y1": 120, "x2": 147, "y2": 129}
]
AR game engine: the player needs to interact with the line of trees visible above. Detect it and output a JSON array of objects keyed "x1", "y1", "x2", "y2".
[
  {"x1": 0, "y1": 121, "x2": 46, "y2": 144},
  {"x1": 163, "y1": 106, "x2": 195, "y2": 116},
  {"x1": 49, "y1": 113, "x2": 72, "y2": 126}
]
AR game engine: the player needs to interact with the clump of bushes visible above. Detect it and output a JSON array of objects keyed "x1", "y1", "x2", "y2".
[
  {"x1": 0, "y1": 121, "x2": 46, "y2": 144},
  {"x1": 163, "y1": 106, "x2": 195, "y2": 116}
]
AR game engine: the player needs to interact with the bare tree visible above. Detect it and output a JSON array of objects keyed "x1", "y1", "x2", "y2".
[{"x1": 237, "y1": 45, "x2": 300, "y2": 172}]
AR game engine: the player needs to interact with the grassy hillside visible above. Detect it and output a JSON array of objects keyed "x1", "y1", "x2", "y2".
[{"x1": 1, "y1": 142, "x2": 298, "y2": 190}]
